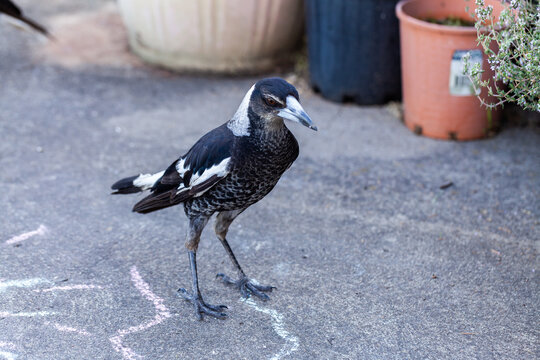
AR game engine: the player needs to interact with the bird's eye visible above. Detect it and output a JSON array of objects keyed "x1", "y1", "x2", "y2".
[{"x1": 266, "y1": 98, "x2": 277, "y2": 106}]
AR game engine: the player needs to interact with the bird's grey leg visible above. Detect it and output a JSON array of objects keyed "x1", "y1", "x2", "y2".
[
  {"x1": 215, "y1": 210, "x2": 275, "y2": 301},
  {"x1": 178, "y1": 215, "x2": 227, "y2": 320}
]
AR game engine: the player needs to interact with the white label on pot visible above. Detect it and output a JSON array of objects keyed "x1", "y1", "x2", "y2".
[{"x1": 449, "y1": 50, "x2": 482, "y2": 96}]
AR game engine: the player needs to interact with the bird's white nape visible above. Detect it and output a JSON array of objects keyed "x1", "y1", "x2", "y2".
[{"x1": 227, "y1": 85, "x2": 255, "y2": 136}]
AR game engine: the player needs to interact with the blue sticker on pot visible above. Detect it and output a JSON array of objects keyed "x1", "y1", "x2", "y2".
[{"x1": 449, "y1": 50, "x2": 482, "y2": 96}]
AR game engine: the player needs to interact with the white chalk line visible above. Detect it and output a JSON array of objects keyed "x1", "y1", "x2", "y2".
[
  {"x1": 34, "y1": 284, "x2": 103, "y2": 293},
  {"x1": 0, "y1": 350, "x2": 17, "y2": 360},
  {"x1": 243, "y1": 298, "x2": 299, "y2": 360},
  {"x1": 0, "y1": 276, "x2": 98, "y2": 355},
  {"x1": 109, "y1": 266, "x2": 172, "y2": 360},
  {"x1": 0, "y1": 342, "x2": 17, "y2": 360},
  {"x1": 5, "y1": 225, "x2": 48, "y2": 245},
  {"x1": 0, "y1": 278, "x2": 52, "y2": 293},
  {"x1": 0, "y1": 278, "x2": 52, "y2": 358},
  {"x1": 44, "y1": 322, "x2": 92, "y2": 336},
  {"x1": 0, "y1": 311, "x2": 55, "y2": 318}
]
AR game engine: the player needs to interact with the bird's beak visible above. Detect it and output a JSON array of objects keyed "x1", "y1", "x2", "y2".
[{"x1": 278, "y1": 96, "x2": 318, "y2": 131}]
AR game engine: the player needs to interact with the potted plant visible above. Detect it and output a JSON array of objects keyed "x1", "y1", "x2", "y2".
[
  {"x1": 305, "y1": 0, "x2": 402, "y2": 105},
  {"x1": 396, "y1": 0, "x2": 507, "y2": 140},
  {"x1": 464, "y1": 0, "x2": 539, "y2": 112},
  {"x1": 116, "y1": 0, "x2": 304, "y2": 74}
]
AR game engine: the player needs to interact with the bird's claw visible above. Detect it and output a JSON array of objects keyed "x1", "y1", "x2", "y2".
[
  {"x1": 177, "y1": 288, "x2": 228, "y2": 320},
  {"x1": 216, "y1": 273, "x2": 275, "y2": 301}
]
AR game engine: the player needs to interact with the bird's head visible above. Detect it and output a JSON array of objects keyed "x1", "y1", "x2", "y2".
[
  {"x1": 229, "y1": 78, "x2": 317, "y2": 136},
  {"x1": 252, "y1": 77, "x2": 317, "y2": 131}
]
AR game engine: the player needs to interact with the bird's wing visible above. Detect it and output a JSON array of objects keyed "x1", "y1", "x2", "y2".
[{"x1": 132, "y1": 124, "x2": 234, "y2": 213}]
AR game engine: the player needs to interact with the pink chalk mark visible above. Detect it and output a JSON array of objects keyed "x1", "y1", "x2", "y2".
[
  {"x1": 109, "y1": 266, "x2": 171, "y2": 360},
  {"x1": 45, "y1": 322, "x2": 92, "y2": 336},
  {"x1": 5, "y1": 224, "x2": 48, "y2": 245},
  {"x1": 34, "y1": 284, "x2": 103, "y2": 293}
]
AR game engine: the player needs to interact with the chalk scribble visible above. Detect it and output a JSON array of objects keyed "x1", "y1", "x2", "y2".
[
  {"x1": 0, "y1": 278, "x2": 51, "y2": 293},
  {"x1": 0, "y1": 311, "x2": 55, "y2": 318},
  {"x1": 243, "y1": 298, "x2": 300, "y2": 360},
  {"x1": 44, "y1": 322, "x2": 92, "y2": 337},
  {"x1": 5, "y1": 225, "x2": 48, "y2": 245},
  {"x1": 109, "y1": 266, "x2": 172, "y2": 360},
  {"x1": 34, "y1": 284, "x2": 103, "y2": 293}
]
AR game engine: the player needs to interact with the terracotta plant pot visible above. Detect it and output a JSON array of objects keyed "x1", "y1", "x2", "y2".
[
  {"x1": 396, "y1": 0, "x2": 506, "y2": 140},
  {"x1": 117, "y1": 0, "x2": 304, "y2": 74}
]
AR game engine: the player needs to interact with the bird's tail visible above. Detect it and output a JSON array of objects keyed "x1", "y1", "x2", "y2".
[
  {"x1": 17, "y1": 15, "x2": 50, "y2": 37},
  {"x1": 4, "y1": 14, "x2": 51, "y2": 38},
  {"x1": 111, "y1": 171, "x2": 165, "y2": 195}
]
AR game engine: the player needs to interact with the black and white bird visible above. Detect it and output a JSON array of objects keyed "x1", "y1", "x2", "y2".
[
  {"x1": 112, "y1": 78, "x2": 316, "y2": 320},
  {"x1": 0, "y1": 0, "x2": 50, "y2": 38}
]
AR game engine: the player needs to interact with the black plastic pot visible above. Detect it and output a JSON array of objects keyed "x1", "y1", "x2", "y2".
[{"x1": 305, "y1": 0, "x2": 401, "y2": 104}]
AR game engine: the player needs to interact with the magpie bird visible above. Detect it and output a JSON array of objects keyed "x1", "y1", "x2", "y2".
[
  {"x1": 112, "y1": 78, "x2": 317, "y2": 319},
  {"x1": 0, "y1": 0, "x2": 50, "y2": 37}
]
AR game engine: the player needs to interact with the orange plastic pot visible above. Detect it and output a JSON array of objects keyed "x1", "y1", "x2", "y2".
[{"x1": 396, "y1": 0, "x2": 506, "y2": 140}]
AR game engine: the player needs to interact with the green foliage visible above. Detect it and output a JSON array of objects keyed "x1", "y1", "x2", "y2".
[
  {"x1": 424, "y1": 16, "x2": 475, "y2": 26},
  {"x1": 463, "y1": 0, "x2": 539, "y2": 111}
]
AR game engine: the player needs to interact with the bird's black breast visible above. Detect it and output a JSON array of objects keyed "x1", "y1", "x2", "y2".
[
  {"x1": 232, "y1": 127, "x2": 299, "y2": 172},
  {"x1": 185, "y1": 126, "x2": 299, "y2": 216}
]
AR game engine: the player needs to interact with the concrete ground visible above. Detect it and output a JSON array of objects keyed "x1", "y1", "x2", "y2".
[{"x1": 0, "y1": 2, "x2": 538, "y2": 359}]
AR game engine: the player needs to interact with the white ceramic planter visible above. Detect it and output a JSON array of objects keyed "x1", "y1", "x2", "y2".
[{"x1": 117, "y1": 0, "x2": 304, "y2": 73}]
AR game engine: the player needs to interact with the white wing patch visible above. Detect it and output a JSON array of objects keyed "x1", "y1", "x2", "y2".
[
  {"x1": 133, "y1": 171, "x2": 165, "y2": 190},
  {"x1": 227, "y1": 84, "x2": 254, "y2": 136},
  {"x1": 175, "y1": 157, "x2": 231, "y2": 197}
]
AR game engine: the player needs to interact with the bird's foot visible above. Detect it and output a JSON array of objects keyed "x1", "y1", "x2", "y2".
[
  {"x1": 177, "y1": 288, "x2": 228, "y2": 320},
  {"x1": 216, "y1": 273, "x2": 275, "y2": 301}
]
